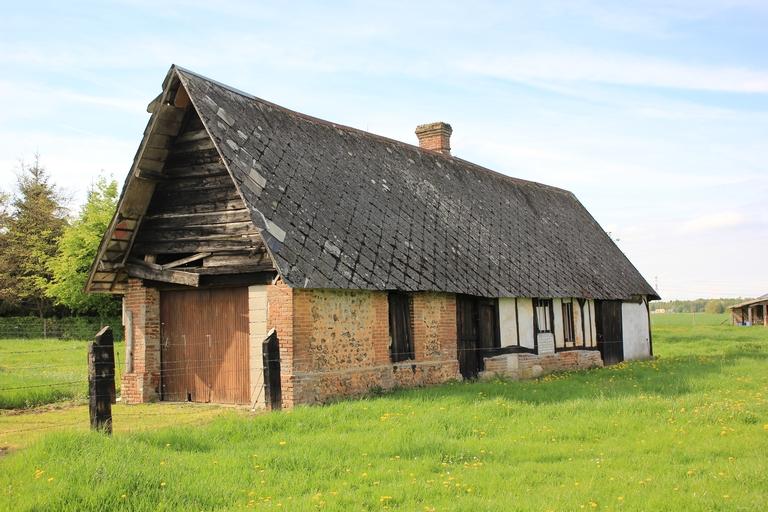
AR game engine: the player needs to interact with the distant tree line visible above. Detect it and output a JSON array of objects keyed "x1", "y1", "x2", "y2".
[
  {"x1": 0, "y1": 155, "x2": 119, "y2": 319},
  {"x1": 650, "y1": 298, "x2": 749, "y2": 314}
]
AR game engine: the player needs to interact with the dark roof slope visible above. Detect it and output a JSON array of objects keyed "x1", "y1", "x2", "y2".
[{"x1": 174, "y1": 67, "x2": 657, "y2": 300}]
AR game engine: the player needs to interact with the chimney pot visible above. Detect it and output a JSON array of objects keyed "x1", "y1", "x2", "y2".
[{"x1": 415, "y1": 121, "x2": 452, "y2": 155}]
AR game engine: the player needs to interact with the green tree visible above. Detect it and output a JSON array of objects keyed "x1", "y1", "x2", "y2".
[
  {"x1": 705, "y1": 300, "x2": 725, "y2": 314},
  {"x1": 0, "y1": 156, "x2": 68, "y2": 317},
  {"x1": 46, "y1": 176, "x2": 120, "y2": 317}
]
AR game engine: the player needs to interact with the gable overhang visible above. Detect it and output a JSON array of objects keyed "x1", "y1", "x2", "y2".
[{"x1": 86, "y1": 65, "x2": 280, "y2": 293}]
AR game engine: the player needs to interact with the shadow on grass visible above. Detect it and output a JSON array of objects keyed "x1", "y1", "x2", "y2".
[{"x1": 373, "y1": 339, "x2": 768, "y2": 407}]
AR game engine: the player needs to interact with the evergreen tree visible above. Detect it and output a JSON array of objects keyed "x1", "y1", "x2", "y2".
[
  {"x1": 0, "y1": 156, "x2": 67, "y2": 317},
  {"x1": 46, "y1": 176, "x2": 120, "y2": 317}
]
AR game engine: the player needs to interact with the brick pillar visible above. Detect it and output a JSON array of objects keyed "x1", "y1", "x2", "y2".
[
  {"x1": 121, "y1": 279, "x2": 161, "y2": 404},
  {"x1": 267, "y1": 278, "x2": 295, "y2": 407},
  {"x1": 372, "y1": 292, "x2": 390, "y2": 365}
]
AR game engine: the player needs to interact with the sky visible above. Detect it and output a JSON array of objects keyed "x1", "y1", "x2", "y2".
[{"x1": 0, "y1": 0, "x2": 766, "y2": 300}]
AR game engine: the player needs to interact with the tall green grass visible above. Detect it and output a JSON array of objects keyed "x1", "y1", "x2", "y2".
[
  {"x1": 0, "y1": 339, "x2": 123, "y2": 409},
  {"x1": 0, "y1": 319, "x2": 766, "y2": 510}
]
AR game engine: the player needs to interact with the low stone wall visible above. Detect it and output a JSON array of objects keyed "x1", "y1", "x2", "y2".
[
  {"x1": 290, "y1": 360, "x2": 460, "y2": 405},
  {"x1": 481, "y1": 350, "x2": 602, "y2": 380}
]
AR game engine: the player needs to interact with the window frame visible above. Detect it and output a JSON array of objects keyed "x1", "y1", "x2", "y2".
[
  {"x1": 388, "y1": 292, "x2": 414, "y2": 362},
  {"x1": 562, "y1": 298, "x2": 576, "y2": 345},
  {"x1": 533, "y1": 298, "x2": 554, "y2": 335}
]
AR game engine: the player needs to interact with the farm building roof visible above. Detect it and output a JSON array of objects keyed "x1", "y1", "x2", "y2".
[
  {"x1": 88, "y1": 65, "x2": 658, "y2": 300},
  {"x1": 729, "y1": 294, "x2": 768, "y2": 309}
]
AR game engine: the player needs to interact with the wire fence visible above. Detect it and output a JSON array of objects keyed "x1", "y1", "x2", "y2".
[
  {"x1": 0, "y1": 327, "x2": 540, "y2": 438},
  {"x1": 0, "y1": 316, "x2": 123, "y2": 341}
]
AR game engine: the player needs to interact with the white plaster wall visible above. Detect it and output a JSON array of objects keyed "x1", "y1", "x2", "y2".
[
  {"x1": 517, "y1": 298, "x2": 535, "y2": 350},
  {"x1": 553, "y1": 298, "x2": 564, "y2": 348},
  {"x1": 622, "y1": 301, "x2": 651, "y2": 360},
  {"x1": 587, "y1": 300, "x2": 597, "y2": 347},
  {"x1": 248, "y1": 285, "x2": 269, "y2": 409},
  {"x1": 499, "y1": 298, "x2": 518, "y2": 347}
]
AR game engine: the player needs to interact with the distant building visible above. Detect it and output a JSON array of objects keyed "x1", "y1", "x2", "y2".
[{"x1": 729, "y1": 294, "x2": 768, "y2": 326}]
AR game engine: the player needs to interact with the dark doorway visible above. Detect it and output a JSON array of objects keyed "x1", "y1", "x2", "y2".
[
  {"x1": 456, "y1": 295, "x2": 499, "y2": 379},
  {"x1": 595, "y1": 300, "x2": 624, "y2": 365},
  {"x1": 262, "y1": 329, "x2": 282, "y2": 410}
]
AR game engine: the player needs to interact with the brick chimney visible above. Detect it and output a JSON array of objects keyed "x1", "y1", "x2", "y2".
[{"x1": 415, "y1": 122, "x2": 452, "y2": 155}]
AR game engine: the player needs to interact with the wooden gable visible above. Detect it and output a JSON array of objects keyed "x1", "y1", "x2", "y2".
[{"x1": 88, "y1": 75, "x2": 275, "y2": 293}]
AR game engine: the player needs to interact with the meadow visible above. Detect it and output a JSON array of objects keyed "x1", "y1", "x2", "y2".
[
  {"x1": 0, "y1": 339, "x2": 124, "y2": 409},
  {"x1": 0, "y1": 313, "x2": 766, "y2": 511}
]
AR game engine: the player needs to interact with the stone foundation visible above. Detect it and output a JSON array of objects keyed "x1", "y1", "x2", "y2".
[{"x1": 481, "y1": 350, "x2": 602, "y2": 380}]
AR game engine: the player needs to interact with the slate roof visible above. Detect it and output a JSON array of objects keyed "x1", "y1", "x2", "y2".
[{"x1": 127, "y1": 66, "x2": 659, "y2": 300}]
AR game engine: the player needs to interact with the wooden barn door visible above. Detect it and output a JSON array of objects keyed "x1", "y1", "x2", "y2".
[
  {"x1": 160, "y1": 288, "x2": 250, "y2": 404},
  {"x1": 457, "y1": 296, "x2": 499, "y2": 379},
  {"x1": 595, "y1": 300, "x2": 624, "y2": 365}
]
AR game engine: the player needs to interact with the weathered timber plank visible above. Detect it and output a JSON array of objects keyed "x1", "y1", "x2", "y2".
[
  {"x1": 148, "y1": 187, "x2": 241, "y2": 208},
  {"x1": 203, "y1": 252, "x2": 271, "y2": 267},
  {"x1": 145, "y1": 133, "x2": 173, "y2": 149},
  {"x1": 169, "y1": 137, "x2": 216, "y2": 154},
  {"x1": 155, "y1": 174, "x2": 233, "y2": 192},
  {"x1": 126, "y1": 263, "x2": 200, "y2": 287},
  {"x1": 146, "y1": 198, "x2": 247, "y2": 216},
  {"x1": 175, "y1": 129, "x2": 209, "y2": 144},
  {"x1": 194, "y1": 264, "x2": 274, "y2": 275},
  {"x1": 163, "y1": 148, "x2": 221, "y2": 168},
  {"x1": 142, "y1": 209, "x2": 252, "y2": 228},
  {"x1": 161, "y1": 252, "x2": 211, "y2": 269},
  {"x1": 133, "y1": 239, "x2": 261, "y2": 254},
  {"x1": 136, "y1": 230, "x2": 261, "y2": 243},
  {"x1": 162, "y1": 163, "x2": 228, "y2": 178},
  {"x1": 142, "y1": 147, "x2": 170, "y2": 161},
  {"x1": 136, "y1": 224, "x2": 259, "y2": 243}
]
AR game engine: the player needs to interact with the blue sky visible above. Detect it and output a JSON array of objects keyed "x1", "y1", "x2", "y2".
[{"x1": 1, "y1": 0, "x2": 766, "y2": 299}]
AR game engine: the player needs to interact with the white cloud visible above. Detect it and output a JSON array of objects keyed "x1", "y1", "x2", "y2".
[
  {"x1": 681, "y1": 212, "x2": 749, "y2": 232},
  {"x1": 459, "y1": 50, "x2": 768, "y2": 93}
]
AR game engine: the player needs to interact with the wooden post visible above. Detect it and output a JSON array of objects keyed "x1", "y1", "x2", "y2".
[{"x1": 89, "y1": 326, "x2": 116, "y2": 433}]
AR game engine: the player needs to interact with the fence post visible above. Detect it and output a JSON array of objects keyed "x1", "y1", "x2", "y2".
[{"x1": 89, "y1": 326, "x2": 116, "y2": 433}]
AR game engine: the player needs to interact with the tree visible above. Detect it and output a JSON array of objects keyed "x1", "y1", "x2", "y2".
[
  {"x1": 705, "y1": 300, "x2": 725, "y2": 314},
  {"x1": 0, "y1": 156, "x2": 68, "y2": 317},
  {"x1": 46, "y1": 176, "x2": 120, "y2": 317}
]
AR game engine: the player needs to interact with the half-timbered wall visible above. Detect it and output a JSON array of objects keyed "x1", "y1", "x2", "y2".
[{"x1": 499, "y1": 297, "x2": 597, "y2": 352}]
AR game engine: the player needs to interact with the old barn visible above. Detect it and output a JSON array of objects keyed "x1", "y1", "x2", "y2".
[
  {"x1": 730, "y1": 294, "x2": 768, "y2": 326},
  {"x1": 88, "y1": 66, "x2": 658, "y2": 409}
]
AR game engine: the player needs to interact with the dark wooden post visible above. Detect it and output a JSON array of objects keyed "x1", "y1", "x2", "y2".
[
  {"x1": 89, "y1": 326, "x2": 116, "y2": 433},
  {"x1": 262, "y1": 329, "x2": 281, "y2": 410}
]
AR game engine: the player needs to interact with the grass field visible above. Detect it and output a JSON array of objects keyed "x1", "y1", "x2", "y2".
[
  {"x1": 0, "y1": 339, "x2": 124, "y2": 409},
  {"x1": 0, "y1": 313, "x2": 767, "y2": 510}
]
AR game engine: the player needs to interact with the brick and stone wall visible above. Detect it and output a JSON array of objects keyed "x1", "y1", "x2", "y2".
[
  {"x1": 121, "y1": 278, "x2": 160, "y2": 403},
  {"x1": 275, "y1": 286, "x2": 460, "y2": 406},
  {"x1": 481, "y1": 350, "x2": 602, "y2": 380}
]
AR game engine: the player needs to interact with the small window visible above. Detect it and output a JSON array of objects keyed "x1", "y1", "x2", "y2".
[
  {"x1": 562, "y1": 299, "x2": 575, "y2": 344},
  {"x1": 388, "y1": 292, "x2": 414, "y2": 362},
  {"x1": 534, "y1": 298, "x2": 553, "y2": 333}
]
